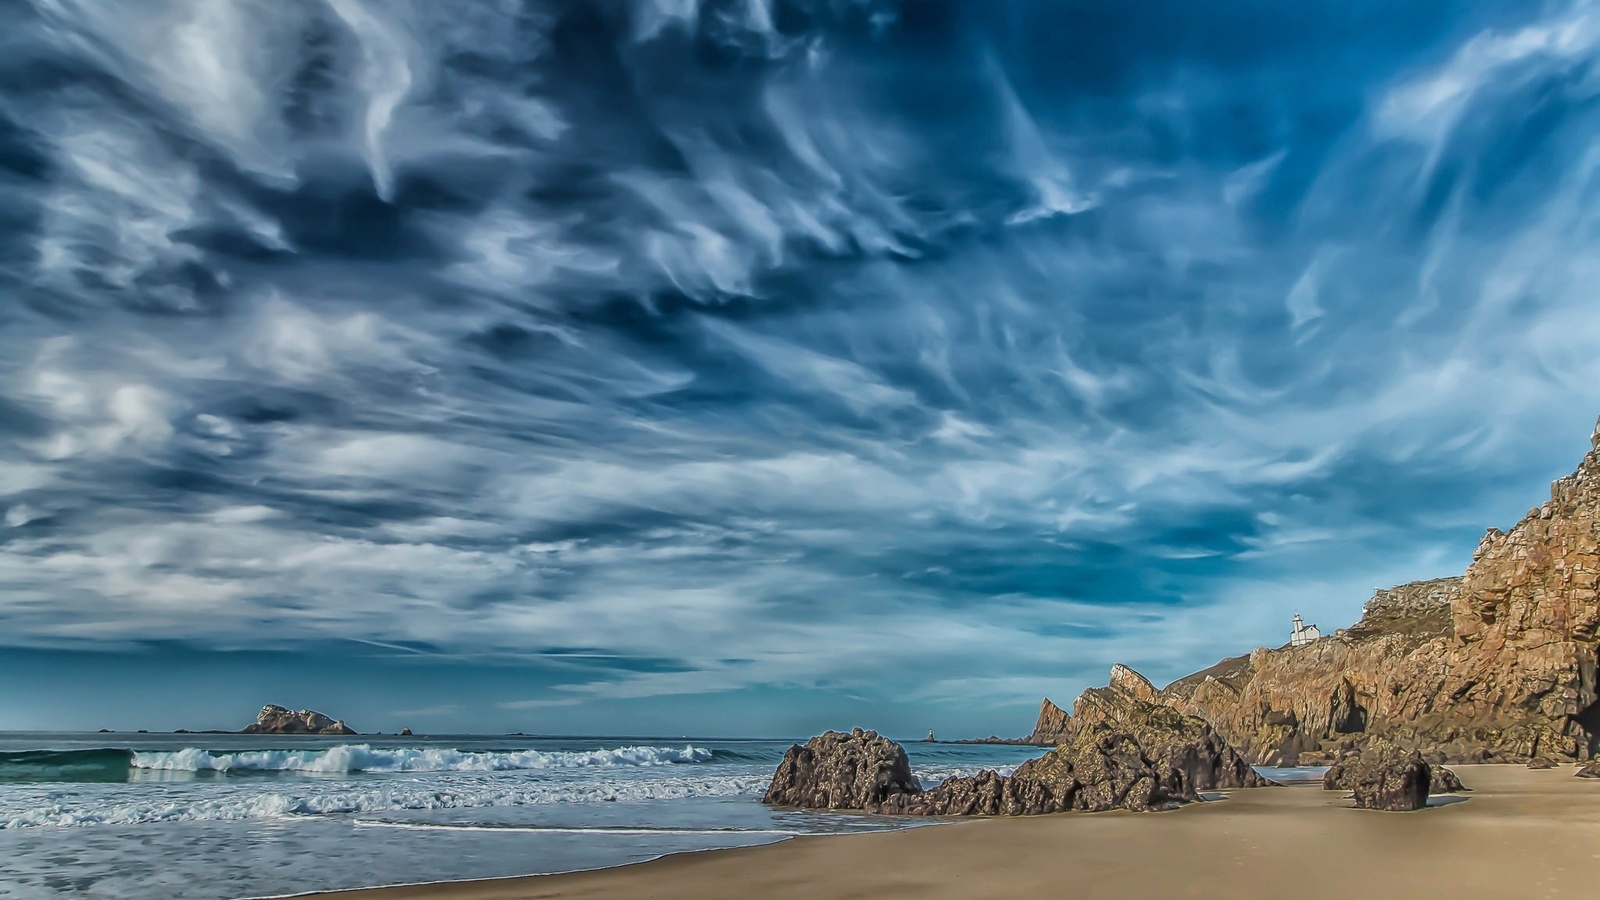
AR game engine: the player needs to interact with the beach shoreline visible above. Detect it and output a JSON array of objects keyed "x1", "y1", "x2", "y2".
[{"x1": 307, "y1": 765, "x2": 1600, "y2": 900}]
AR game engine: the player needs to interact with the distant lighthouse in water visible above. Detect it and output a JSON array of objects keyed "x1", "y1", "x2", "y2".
[{"x1": 1290, "y1": 613, "x2": 1321, "y2": 648}]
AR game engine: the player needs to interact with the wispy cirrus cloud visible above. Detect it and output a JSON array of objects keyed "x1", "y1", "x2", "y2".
[{"x1": 2, "y1": 0, "x2": 1599, "y2": 734}]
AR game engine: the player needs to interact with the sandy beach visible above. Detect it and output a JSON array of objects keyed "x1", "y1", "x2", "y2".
[{"x1": 313, "y1": 765, "x2": 1600, "y2": 900}]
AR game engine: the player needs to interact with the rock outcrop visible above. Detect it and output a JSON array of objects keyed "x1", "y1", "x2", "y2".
[
  {"x1": 1047, "y1": 666, "x2": 1268, "y2": 796},
  {"x1": 770, "y1": 670, "x2": 1266, "y2": 818},
  {"x1": 763, "y1": 729, "x2": 921, "y2": 810},
  {"x1": 241, "y1": 705, "x2": 356, "y2": 735},
  {"x1": 1431, "y1": 765, "x2": 1467, "y2": 794},
  {"x1": 879, "y1": 728, "x2": 1177, "y2": 815},
  {"x1": 1028, "y1": 697, "x2": 1071, "y2": 744},
  {"x1": 1109, "y1": 663, "x2": 1157, "y2": 700},
  {"x1": 1576, "y1": 759, "x2": 1600, "y2": 777},
  {"x1": 1130, "y1": 416, "x2": 1600, "y2": 765},
  {"x1": 1323, "y1": 741, "x2": 1432, "y2": 811},
  {"x1": 1324, "y1": 738, "x2": 1441, "y2": 789}
]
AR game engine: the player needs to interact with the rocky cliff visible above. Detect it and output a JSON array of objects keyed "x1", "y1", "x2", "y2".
[
  {"x1": 1137, "y1": 417, "x2": 1600, "y2": 764},
  {"x1": 241, "y1": 704, "x2": 357, "y2": 735}
]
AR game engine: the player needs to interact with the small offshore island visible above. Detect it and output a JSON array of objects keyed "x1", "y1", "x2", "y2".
[{"x1": 320, "y1": 418, "x2": 1600, "y2": 898}]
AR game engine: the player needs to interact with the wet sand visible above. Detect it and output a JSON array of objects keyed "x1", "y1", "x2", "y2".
[{"x1": 316, "y1": 765, "x2": 1600, "y2": 899}]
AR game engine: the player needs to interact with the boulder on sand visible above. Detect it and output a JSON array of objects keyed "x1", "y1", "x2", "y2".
[
  {"x1": 762, "y1": 729, "x2": 921, "y2": 810},
  {"x1": 1431, "y1": 765, "x2": 1468, "y2": 793},
  {"x1": 1323, "y1": 738, "x2": 1432, "y2": 810}
]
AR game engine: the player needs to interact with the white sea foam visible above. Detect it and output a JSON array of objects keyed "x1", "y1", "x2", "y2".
[
  {"x1": 911, "y1": 764, "x2": 1021, "y2": 786},
  {"x1": 128, "y1": 744, "x2": 713, "y2": 774},
  {"x1": 353, "y1": 821, "x2": 808, "y2": 836},
  {"x1": 0, "y1": 771, "x2": 769, "y2": 829}
]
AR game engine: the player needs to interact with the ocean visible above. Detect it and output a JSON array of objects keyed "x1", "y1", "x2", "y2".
[{"x1": 0, "y1": 732, "x2": 1047, "y2": 899}]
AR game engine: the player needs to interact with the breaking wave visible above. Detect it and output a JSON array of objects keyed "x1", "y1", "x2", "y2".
[
  {"x1": 0, "y1": 744, "x2": 716, "y2": 785},
  {"x1": 129, "y1": 744, "x2": 715, "y2": 775},
  {"x1": 0, "y1": 748, "x2": 135, "y2": 783},
  {"x1": 0, "y1": 772, "x2": 770, "y2": 829}
]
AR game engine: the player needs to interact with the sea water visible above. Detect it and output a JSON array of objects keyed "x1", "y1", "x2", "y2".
[{"x1": 0, "y1": 732, "x2": 1046, "y2": 899}]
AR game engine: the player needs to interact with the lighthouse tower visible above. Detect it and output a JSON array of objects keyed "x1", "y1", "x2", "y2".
[{"x1": 1290, "y1": 613, "x2": 1321, "y2": 648}]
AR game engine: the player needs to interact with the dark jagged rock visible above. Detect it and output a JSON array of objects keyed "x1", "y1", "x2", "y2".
[
  {"x1": 1043, "y1": 665, "x2": 1269, "y2": 795},
  {"x1": 879, "y1": 728, "x2": 1173, "y2": 815},
  {"x1": 1576, "y1": 759, "x2": 1600, "y2": 777},
  {"x1": 1323, "y1": 739, "x2": 1432, "y2": 810},
  {"x1": 240, "y1": 704, "x2": 357, "y2": 735},
  {"x1": 949, "y1": 735, "x2": 1031, "y2": 745},
  {"x1": 400, "y1": 727, "x2": 413, "y2": 736},
  {"x1": 772, "y1": 672, "x2": 1266, "y2": 818},
  {"x1": 1431, "y1": 765, "x2": 1468, "y2": 794},
  {"x1": 762, "y1": 728, "x2": 921, "y2": 810}
]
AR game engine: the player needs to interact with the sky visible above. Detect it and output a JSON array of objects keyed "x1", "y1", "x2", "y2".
[{"x1": 2, "y1": 0, "x2": 1599, "y2": 738}]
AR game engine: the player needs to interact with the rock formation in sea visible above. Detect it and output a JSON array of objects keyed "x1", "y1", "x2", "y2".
[
  {"x1": 768, "y1": 686, "x2": 1265, "y2": 817},
  {"x1": 240, "y1": 704, "x2": 357, "y2": 735},
  {"x1": 1028, "y1": 416, "x2": 1600, "y2": 766}
]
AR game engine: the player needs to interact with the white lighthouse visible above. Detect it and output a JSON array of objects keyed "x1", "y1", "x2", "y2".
[{"x1": 1290, "y1": 613, "x2": 1321, "y2": 648}]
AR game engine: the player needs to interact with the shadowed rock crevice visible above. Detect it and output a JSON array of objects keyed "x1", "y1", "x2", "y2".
[{"x1": 1329, "y1": 679, "x2": 1368, "y2": 735}]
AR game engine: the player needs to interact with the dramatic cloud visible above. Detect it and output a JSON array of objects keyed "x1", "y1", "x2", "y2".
[{"x1": 2, "y1": 0, "x2": 1598, "y2": 734}]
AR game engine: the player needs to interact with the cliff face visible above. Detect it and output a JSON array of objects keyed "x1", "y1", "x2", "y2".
[
  {"x1": 1446, "y1": 424, "x2": 1600, "y2": 752},
  {"x1": 1150, "y1": 419, "x2": 1600, "y2": 764}
]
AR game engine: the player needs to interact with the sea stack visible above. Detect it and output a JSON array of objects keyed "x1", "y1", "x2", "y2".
[{"x1": 241, "y1": 704, "x2": 357, "y2": 735}]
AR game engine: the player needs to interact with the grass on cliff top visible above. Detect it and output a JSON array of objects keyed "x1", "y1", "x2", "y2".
[
  {"x1": 1164, "y1": 653, "x2": 1253, "y2": 695},
  {"x1": 1343, "y1": 602, "x2": 1454, "y2": 642}
]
